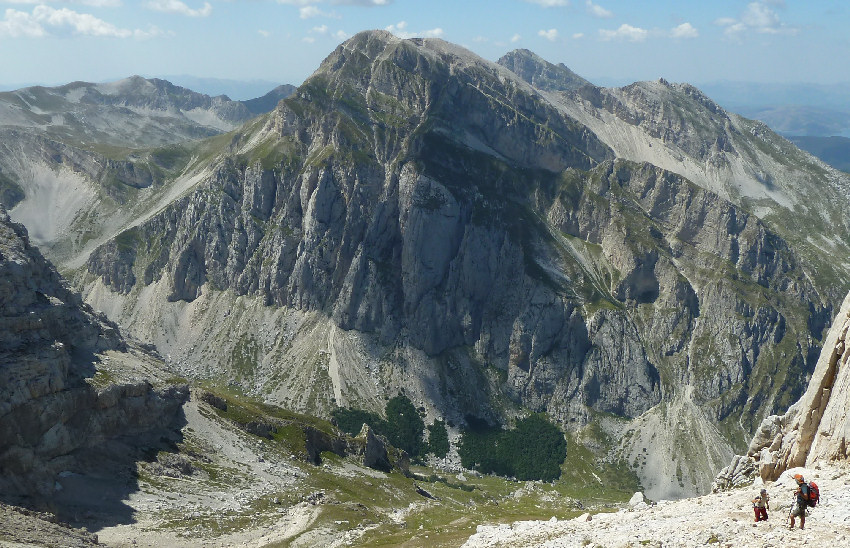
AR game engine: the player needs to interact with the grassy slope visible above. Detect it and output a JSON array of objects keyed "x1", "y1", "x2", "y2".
[{"x1": 142, "y1": 385, "x2": 640, "y2": 547}]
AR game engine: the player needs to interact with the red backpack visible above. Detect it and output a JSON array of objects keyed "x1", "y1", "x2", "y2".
[{"x1": 807, "y1": 481, "x2": 819, "y2": 507}]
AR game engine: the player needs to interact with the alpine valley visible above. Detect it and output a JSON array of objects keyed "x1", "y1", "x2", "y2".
[{"x1": 2, "y1": 31, "x2": 850, "y2": 547}]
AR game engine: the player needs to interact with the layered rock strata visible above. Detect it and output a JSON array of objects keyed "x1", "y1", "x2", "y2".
[
  {"x1": 0, "y1": 204, "x2": 187, "y2": 500},
  {"x1": 715, "y1": 290, "x2": 850, "y2": 489},
  {"x1": 76, "y1": 32, "x2": 834, "y2": 496}
]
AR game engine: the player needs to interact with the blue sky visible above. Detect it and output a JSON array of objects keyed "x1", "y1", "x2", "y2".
[{"x1": 1, "y1": 0, "x2": 847, "y2": 93}]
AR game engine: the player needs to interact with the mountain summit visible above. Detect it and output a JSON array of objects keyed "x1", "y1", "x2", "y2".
[{"x1": 1, "y1": 31, "x2": 848, "y2": 499}]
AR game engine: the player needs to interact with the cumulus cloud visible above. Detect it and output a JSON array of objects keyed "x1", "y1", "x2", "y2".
[
  {"x1": 572, "y1": 32, "x2": 583, "y2": 39},
  {"x1": 537, "y1": 28, "x2": 558, "y2": 41},
  {"x1": 670, "y1": 22, "x2": 698, "y2": 39},
  {"x1": 510, "y1": 33, "x2": 520, "y2": 43},
  {"x1": 145, "y1": 0, "x2": 211, "y2": 17},
  {"x1": 585, "y1": 0, "x2": 612, "y2": 18},
  {"x1": 599, "y1": 23, "x2": 647, "y2": 42},
  {"x1": 299, "y1": 5, "x2": 338, "y2": 18},
  {"x1": 258, "y1": 29, "x2": 270, "y2": 37},
  {"x1": 0, "y1": 4, "x2": 156, "y2": 37},
  {"x1": 385, "y1": 20, "x2": 443, "y2": 39},
  {"x1": 716, "y1": 1, "x2": 797, "y2": 37},
  {"x1": 524, "y1": 0, "x2": 570, "y2": 6}
]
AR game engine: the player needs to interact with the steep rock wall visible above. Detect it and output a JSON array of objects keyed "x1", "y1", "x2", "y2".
[{"x1": 0, "y1": 205, "x2": 187, "y2": 500}]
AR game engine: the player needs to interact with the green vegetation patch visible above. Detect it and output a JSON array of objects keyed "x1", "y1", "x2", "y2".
[{"x1": 459, "y1": 414, "x2": 567, "y2": 482}]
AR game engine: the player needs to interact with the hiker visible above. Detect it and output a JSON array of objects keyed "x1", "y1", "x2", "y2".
[
  {"x1": 789, "y1": 474, "x2": 810, "y2": 529},
  {"x1": 752, "y1": 488, "x2": 769, "y2": 522}
]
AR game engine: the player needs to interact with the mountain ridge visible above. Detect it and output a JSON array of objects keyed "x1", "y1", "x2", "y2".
[{"x1": 58, "y1": 30, "x2": 840, "y2": 498}]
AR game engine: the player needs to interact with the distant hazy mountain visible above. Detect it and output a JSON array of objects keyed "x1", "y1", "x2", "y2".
[
  {"x1": 789, "y1": 135, "x2": 850, "y2": 172},
  {"x1": 159, "y1": 76, "x2": 285, "y2": 101},
  {"x1": 736, "y1": 106, "x2": 850, "y2": 137},
  {"x1": 0, "y1": 76, "x2": 253, "y2": 148},
  {"x1": 699, "y1": 81, "x2": 850, "y2": 113}
]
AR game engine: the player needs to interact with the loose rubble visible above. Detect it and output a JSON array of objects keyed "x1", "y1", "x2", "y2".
[{"x1": 464, "y1": 465, "x2": 850, "y2": 547}]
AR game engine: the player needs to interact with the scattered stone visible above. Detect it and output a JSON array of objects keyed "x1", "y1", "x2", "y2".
[{"x1": 629, "y1": 492, "x2": 644, "y2": 506}]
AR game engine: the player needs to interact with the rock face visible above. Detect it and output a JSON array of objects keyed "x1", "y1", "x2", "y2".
[
  {"x1": 0, "y1": 204, "x2": 187, "y2": 501},
  {"x1": 717, "y1": 290, "x2": 850, "y2": 487},
  {"x1": 70, "y1": 31, "x2": 841, "y2": 497},
  {"x1": 2, "y1": 32, "x2": 846, "y2": 497},
  {"x1": 497, "y1": 49, "x2": 592, "y2": 93},
  {"x1": 243, "y1": 84, "x2": 298, "y2": 116}
]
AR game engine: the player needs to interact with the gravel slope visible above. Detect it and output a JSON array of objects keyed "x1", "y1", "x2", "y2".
[{"x1": 464, "y1": 465, "x2": 850, "y2": 547}]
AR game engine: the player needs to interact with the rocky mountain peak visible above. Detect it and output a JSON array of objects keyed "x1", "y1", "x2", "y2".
[{"x1": 497, "y1": 48, "x2": 592, "y2": 92}]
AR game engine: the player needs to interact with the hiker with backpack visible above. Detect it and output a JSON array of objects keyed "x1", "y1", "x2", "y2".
[
  {"x1": 752, "y1": 488, "x2": 769, "y2": 522},
  {"x1": 788, "y1": 473, "x2": 819, "y2": 529}
]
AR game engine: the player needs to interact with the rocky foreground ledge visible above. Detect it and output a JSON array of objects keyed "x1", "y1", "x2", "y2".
[{"x1": 463, "y1": 465, "x2": 850, "y2": 548}]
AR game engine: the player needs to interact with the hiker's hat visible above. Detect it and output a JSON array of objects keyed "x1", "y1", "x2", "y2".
[{"x1": 793, "y1": 473, "x2": 804, "y2": 482}]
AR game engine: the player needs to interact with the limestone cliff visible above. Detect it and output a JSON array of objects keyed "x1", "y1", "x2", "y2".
[
  {"x1": 73, "y1": 31, "x2": 835, "y2": 497},
  {"x1": 716, "y1": 290, "x2": 850, "y2": 489},
  {"x1": 0, "y1": 204, "x2": 187, "y2": 501}
]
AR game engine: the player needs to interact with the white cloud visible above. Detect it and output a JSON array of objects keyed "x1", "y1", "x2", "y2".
[
  {"x1": 510, "y1": 33, "x2": 520, "y2": 43},
  {"x1": 537, "y1": 28, "x2": 558, "y2": 41},
  {"x1": 670, "y1": 22, "x2": 698, "y2": 39},
  {"x1": 524, "y1": 0, "x2": 570, "y2": 6},
  {"x1": 0, "y1": 1, "x2": 123, "y2": 5},
  {"x1": 742, "y1": 2, "x2": 779, "y2": 28},
  {"x1": 385, "y1": 20, "x2": 443, "y2": 39},
  {"x1": 585, "y1": 0, "x2": 612, "y2": 18},
  {"x1": 145, "y1": 0, "x2": 211, "y2": 17},
  {"x1": 299, "y1": 5, "x2": 338, "y2": 19},
  {"x1": 0, "y1": 7, "x2": 45, "y2": 37},
  {"x1": 572, "y1": 32, "x2": 584, "y2": 39},
  {"x1": 133, "y1": 25, "x2": 168, "y2": 39},
  {"x1": 311, "y1": 23, "x2": 328, "y2": 34},
  {"x1": 716, "y1": 1, "x2": 798, "y2": 37},
  {"x1": 302, "y1": 35, "x2": 315, "y2": 43},
  {"x1": 599, "y1": 23, "x2": 647, "y2": 42},
  {"x1": 258, "y1": 29, "x2": 270, "y2": 37},
  {"x1": 333, "y1": 29, "x2": 347, "y2": 40},
  {"x1": 0, "y1": 5, "x2": 156, "y2": 37}
]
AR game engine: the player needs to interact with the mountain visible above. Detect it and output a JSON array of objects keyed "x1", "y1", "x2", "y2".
[
  {"x1": 158, "y1": 75, "x2": 285, "y2": 101},
  {"x1": 497, "y1": 49, "x2": 592, "y2": 92},
  {"x1": 0, "y1": 76, "x2": 294, "y2": 265},
  {"x1": 0, "y1": 204, "x2": 186, "y2": 506},
  {"x1": 788, "y1": 135, "x2": 850, "y2": 172},
  {"x1": 738, "y1": 105, "x2": 850, "y2": 137},
  {"x1": 242, "y1": 84, "x2": 297, "y2": 115},
  {"x1": 0, "y1": 76, "x2": 254, "y2": 148},
  {"x1": 466, "y1": 288, "x2": 850, "y2": 547},
  {"x1": 10, "y1": 30, "x2": 831, "y2": 500},
  {"x1": 715, "y1": 289, "x2": 850, "y2": 486},
  {"x1": 527, "y1": 65, "x2": 850, "y2": 297}
]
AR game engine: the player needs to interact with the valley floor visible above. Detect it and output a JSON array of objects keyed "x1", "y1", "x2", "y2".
[{"x1": 463, "y1": 465, "x2": 850, "y2": 548}]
